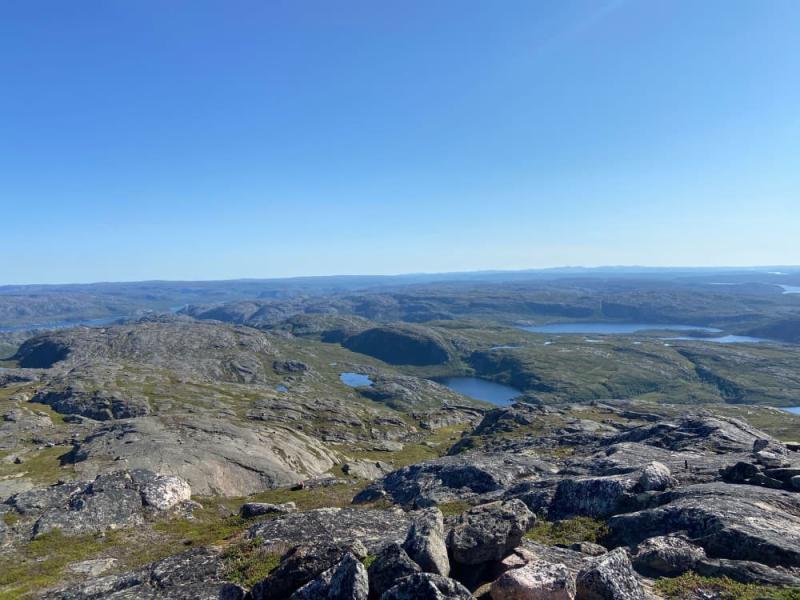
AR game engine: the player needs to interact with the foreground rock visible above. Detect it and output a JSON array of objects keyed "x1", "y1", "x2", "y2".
[
  {"x1": 48, "y1": 547, "x2": 245, "y2": 599},
  {"x1": 403, "y1": 507, "x2": 449, "y2": 576},
  {"x1": 251, "y1": 540, "x2": 367, "y2": 600},
  {"x1": 379, "y1": 573, "x2": 474, "y2": 600},
  {"x1": 491, "y1": 559, "x2": 576, "y2": 600},
  {"x1": 290, "y1": 552, "x2": 368, "y2": 600},
  {"x1": 447, "y1": 499, "x2": 535, "y2": 566},
  {"x1": 367, "y1": 543, "x2": 421, "y2": 600},
  {"x1": 575, "y1": 548, "x2": 644, "y2": 600}
]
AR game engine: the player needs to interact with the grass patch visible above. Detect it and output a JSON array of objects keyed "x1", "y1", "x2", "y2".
[
  {"x1": 654, "y1": 572, "x2": 800, "y2": 600},
  {"x1": 437, "y1": 501, "x2": 471, "y2": 517},
  {"x1": 524, "y1": 516, "x2": 609, "y2": 546},
  {"x1": 221, "y1": 538, "x2": 283, "y2": 587},
  {"x1": 0, "y1": 529, "x2": 122, "y2": 598},
  {"x1": 0, "y1": 445, "x2": 75, "y2": 485}
]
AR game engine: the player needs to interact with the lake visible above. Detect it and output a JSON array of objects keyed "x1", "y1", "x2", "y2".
[
  {"x1": 0, "y1": 316, "x2": 122, "y2": 333},
  {"x1": 783, "y1": 407, "x2": 800, "y2": 415},
  {"x1": 339, "y1": 372, "x2": 374, "y2": 387},
  {"x1": 436, "y1": 376, "x2": 521, "y2": 406},
  {"x1": 665, "y1": 335, "x2": 771, "y2": 344},
  {"x1": 519, "y1": 322, "x2": 720, "y2": 335},
  {"x1": 781, "y1": 285, "x2": 800, "y2": 294}
]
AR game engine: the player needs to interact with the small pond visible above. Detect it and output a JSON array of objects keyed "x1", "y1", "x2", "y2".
[
  {"x1": 519, "y1": 322, "x2": 721, "y2": 335},
  {"x1": 436, "y1": 376, "x2": 521, "y2": 406},
  {"x1": 340, "y1": 372, "x2": 373, "y2": 388},
  {"x1": 275, "y1": 385, "x2": 289, "y2": 393}
]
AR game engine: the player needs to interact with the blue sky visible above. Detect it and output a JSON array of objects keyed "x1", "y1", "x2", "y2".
[{"x1": 1, "y1": 1, "x2": 799, "y2": 284}]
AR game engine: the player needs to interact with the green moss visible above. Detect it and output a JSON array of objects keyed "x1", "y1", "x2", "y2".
[
  {"x1": 524, "y1": 516, "x2": 609, "y2": 546},
  {"x1": 437, "y1": 501, "x2": 471, "y2": 517},
  {"x1": 2, "y1": 512, "x2": 19, "y2": 526},
  {"x1": 0, "y1": 530, "x2": 122, "y2": 598},
  {"x1": 654, "y1": 572, "x2": 800, "y2": 600},
  {"x1": 362, "y1": 554, "x2": 377, "y2": 569},
  {"x1": 221, "y1": 539, "x2": 283, "y2": 587},
  {"x1": 0, "y1": 445, "x2": 75, "y2": 485}
]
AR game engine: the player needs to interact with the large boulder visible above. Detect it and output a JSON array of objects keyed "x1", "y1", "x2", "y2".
[
  {"x1": 248, "y1": 508, "x2": 411, "y2": 554},
  {"x1": 636, "y1": 462, "x2": 675, "y2": 492},
  {"x1": 632, "y1": 536, "x2": 706, "y2": 576},
  {"x1": 379, "y1": 573, "x2": 474, "y2": 600},
  {"x1": 491, "y1": 559, "x2": 576, "y2": 600},
  {"x1": 290, "y1": 552, "x2": 368, "y2": 600},
  {"x1": 367, "y1": 543, "x2": 421, "y2": 600},
  {"x1": 403, "y1": 507, "x2": 449, "y2": 576},
  {"x1": 251, "y1": 540, "x2": 367, "y2": 600},
  {"x1": 447, "y1": 500, "x2": 535, "y2": 566},
  {"x1": 30, "y1": 386, "x2": 150, "y2": 421},
  {"x1": 550, "y1": 475, "x2": 638, "y2": 519},
  {"x1": 240, "y1": 502, "x2": 296, "y2": 518},
  {"x1": 575, "y1": 548, "x2": 644, "y2": 600},
  {"x1": 27, "y1": 470, "x2": 190, "y2": 538}
]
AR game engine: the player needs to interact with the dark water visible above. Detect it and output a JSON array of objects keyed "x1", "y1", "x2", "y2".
[
  {"x1": 520, "y1": 322, "x2": 721, "y2": 335},
  {"x1": 339, "y1": 372, "x2": 373, "y2": 387},
  {"x1": 436, "y1": 376, "x2": 521, "y2": 406}
]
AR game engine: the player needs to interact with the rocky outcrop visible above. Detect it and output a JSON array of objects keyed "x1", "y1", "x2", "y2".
[
  {"x1": 48, "y1": 547, "x2": 245, "y2": 599},
  {"x1": 353, "y1": 452, "x2": 556, "y2": 507},
  {"x1": 342, "y1": 325, "x2": 451, "y2": 366},
  {"x1": 6, "y1": 470, "x2": 192, "y2": 538},
  {"x1": 607, "y1": 482, "x2": 800, "y2": 567},
  {"x1": 66, "y1": 415, "x2": 338, "y2": 496},
  {"x1": 30, "y1": 386, "x2": 150, "y2": 420},
  {"x1": 248, "y1": 508, "x2": 411, "y2": 553},
  {"x1": 240, "y1": 501, "x2": 296, "y2": 518}
]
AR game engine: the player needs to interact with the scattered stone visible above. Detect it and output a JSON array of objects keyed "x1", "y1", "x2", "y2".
[
  {"x1": 342, "y1": 460, "x2": 393, "y2": 480},
  {"x1": 240, "y1": 501, "x2": 296, "y2": 518},
  {"x1": 68, "y1": 558, "x2": 118, "y2": 577}
]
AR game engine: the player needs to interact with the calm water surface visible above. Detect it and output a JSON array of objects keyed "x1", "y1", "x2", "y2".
[
  {"x1": 519, "y1": 322, "x2": 720, "y2": 335},
  {"x1": 436, "y1": 376, "x2": 521, "y2": 406},
  {"x1": 340, "y1": 372, "x2": 373, "y2": 387},
  {"x1": 781, "y1": 285, "x2": 800, "y2": 294}
]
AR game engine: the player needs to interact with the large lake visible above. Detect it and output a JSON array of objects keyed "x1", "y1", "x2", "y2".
[
  {"x1": 436, "y1": 376, "x2": 521, "y2": 406},
  {"x1": 781, "y1": 285, "x2": 800, "y2": 294},
  {"x1": 520, "y1": 323, "x2": 720, "y2": 335}
]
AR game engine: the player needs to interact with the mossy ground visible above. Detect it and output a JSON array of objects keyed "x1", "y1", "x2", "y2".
[
  {"x1": 524, "y1": 516, "x2": 609, "y2": 546},
  {"x1": 654, "y1": 572, "x2": 800, "y2": 600}
]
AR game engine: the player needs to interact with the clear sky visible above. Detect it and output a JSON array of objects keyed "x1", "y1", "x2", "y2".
[{"x1": 1, "y1": 1, "x2": 799, "y2": 284}]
